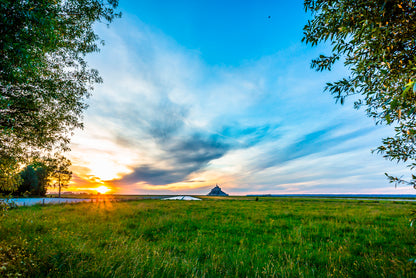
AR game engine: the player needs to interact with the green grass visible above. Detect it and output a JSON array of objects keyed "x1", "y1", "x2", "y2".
[{"x1": 1, "y1": 198, "x2": 416, "y2": 277}]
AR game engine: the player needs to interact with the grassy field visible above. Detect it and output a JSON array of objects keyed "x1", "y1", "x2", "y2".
[{"x1": 1, "y1": 197, "x2": 416, "y2": 277}]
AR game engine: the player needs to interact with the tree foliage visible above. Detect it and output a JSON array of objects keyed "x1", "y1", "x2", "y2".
[
  {"x1": 0, "y1": 0, "x2": 120, "y2": 190},
  {"x1": 0, "y1": 156, "x2": 22, "y2": 192},
  {"x1": 303, "y1": 0, "x2": 416, "y2": 187},
  {"x1": 19, "y1": 165, "x2": 39, "y2": 196},
  {"x1": 18, "y1": 163, "x2": 50, "y2": 197},
  {"x1": 31, "y1": 162, "x2": 49, "y2": 197}
]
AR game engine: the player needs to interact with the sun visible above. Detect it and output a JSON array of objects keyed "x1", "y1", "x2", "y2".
[{"x1": 96, "y1": 185, "x2": 110, "y2": 194}]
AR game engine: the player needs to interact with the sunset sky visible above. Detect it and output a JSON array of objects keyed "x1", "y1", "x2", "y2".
[{"x1": 66, "y1": 0, "x2": 412, "y2": 195}]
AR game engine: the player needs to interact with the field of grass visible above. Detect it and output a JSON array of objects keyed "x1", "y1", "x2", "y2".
[{"x1": 1, "y1": 197, "x2": 416, "y2": 277}]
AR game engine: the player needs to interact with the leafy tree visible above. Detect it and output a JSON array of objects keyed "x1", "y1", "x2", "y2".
[
  {"x1": 302, "y1": 0, "x2": 416, "y2": 187},
  {"x1": 18, "y1": 162, "x2": 49, "y2": 197},
  {"x1": 19, "y1": 165, "x2": 38, "y2": 196},
  {"x1": 0, "y1": 0, "x2": 120, "y2": 190}
]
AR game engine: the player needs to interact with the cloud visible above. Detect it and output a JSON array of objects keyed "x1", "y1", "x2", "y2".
[
  {"x1": 257, "y1": 125, "x2": 375, "y2": 170},
  {"x1": 67, "y1": 15, "x2": 413, "y2": 195},
  {"x1": 114, "y1": 133, "x2": 229, "y2": 185},
  {"x1": 113, "y1": 123, "x2": 278, "y2": 186}
]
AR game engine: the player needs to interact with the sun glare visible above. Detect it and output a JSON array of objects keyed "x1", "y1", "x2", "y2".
[{"x1": 96, "y1": 186, "x2": 110, "y2": 194}]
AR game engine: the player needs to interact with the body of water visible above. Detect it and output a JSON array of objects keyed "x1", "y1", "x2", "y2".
[{"x1": 5, "y1": 198, "x2": 90, "y2": 207}]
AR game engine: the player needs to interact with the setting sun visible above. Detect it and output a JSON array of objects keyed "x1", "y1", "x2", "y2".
[{"x1": 96, "y1": 186, "x2": 110, "y2": 194}]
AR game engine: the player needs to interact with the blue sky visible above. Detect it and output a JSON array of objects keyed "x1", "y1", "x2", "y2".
[{"x1": 67, "y1": 0, "x2": 412, "y2": 195}]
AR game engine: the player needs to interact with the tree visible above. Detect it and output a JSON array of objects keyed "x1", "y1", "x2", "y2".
[
  {"x1": 0, "y1": 0, "x2": 120, "y2": 190},
  {"x1": 31, "y1": 163, "x2": 49, "y2": 197},
  {"x1": 46, "y1": 155, "x2": 72, "y2": 198},
  {"x1": 19, "y1": 165, "x2": 38, "y2": 196},
  {"x1": 302, "y1": 0, "x2": 416, "y2": 187},
  {"x1": 13, "y1": 157, "x2": 69, "y2": 197},
  {"x1": 18, "y1": 162, "x2": 49, "y2": 196}
]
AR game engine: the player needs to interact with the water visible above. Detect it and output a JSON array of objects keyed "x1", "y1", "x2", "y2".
[{"x1": 5, "y1": 198, "x2": 90, "y2": 207}]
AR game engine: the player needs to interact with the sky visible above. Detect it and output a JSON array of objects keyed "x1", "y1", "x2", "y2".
[{"x1": 66, "y1": 0, "x2": 413, "y2": 195}]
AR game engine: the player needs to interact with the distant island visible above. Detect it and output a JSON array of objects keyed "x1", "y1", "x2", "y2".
[{"x1": 207, "y1": 185, "x2": 228, "y2": 196}]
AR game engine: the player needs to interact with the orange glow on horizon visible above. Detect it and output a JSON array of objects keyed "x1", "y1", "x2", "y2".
[
  {"x1": 65, "y1": 163, "x2": 234, "y2": 195},
  {"x1": 95, "y1": 185, "x2": 111, "y2": 194}
]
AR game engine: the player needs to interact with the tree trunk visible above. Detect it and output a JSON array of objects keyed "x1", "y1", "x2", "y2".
[{"x1": 58, "y1": 174, "x2": 61, "y2": 198}]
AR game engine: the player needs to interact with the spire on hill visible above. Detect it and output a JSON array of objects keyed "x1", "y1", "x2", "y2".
[{"x1": 207, "y1": 184, "x2": 228, "y2": 196}]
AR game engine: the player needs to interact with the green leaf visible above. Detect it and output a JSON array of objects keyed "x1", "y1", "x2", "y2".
[{"x1": 385, "y1": 114, "x2": 391, "y2": 124}]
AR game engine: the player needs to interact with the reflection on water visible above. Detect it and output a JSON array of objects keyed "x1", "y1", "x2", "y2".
[{"x1": 6, "y1": 198, "x2": 90, "y2": 206}]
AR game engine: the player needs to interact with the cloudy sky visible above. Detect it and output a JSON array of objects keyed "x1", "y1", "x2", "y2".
[{"x1": 67, "y1": 0, "x2": 412, "y2": 195}]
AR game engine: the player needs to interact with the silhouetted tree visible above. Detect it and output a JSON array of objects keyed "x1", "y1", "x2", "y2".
[
  {"x1": 17, "y1": 162, "x2": 50, "y2": 196},
  {"x1": 19, "y1": 166, "x2": 38, "y2": 196},
  {"x1": 32, "y1": 163, "x2": 48, "y2": 197},
  {"x1": 47, "y1": 155, "x2": 72, "y2": 198}
]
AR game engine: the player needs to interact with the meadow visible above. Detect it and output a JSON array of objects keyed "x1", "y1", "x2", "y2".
[{"x1": 1, "y1": 197, "x2": 416, "y2": 277}]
